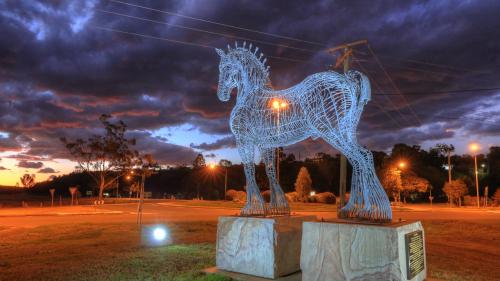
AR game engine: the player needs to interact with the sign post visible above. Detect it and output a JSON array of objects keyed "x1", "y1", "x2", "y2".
[
  {"x1": 69, "y1": 187, "x2": 77, "y2": 206},
  {"x1": 49, "y1": 188, "x2": 55, "y2": 207}
]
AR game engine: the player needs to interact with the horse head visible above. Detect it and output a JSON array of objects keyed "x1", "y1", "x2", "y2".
[
  {"x1": 215, "y1": 48, "x2": 238, "y2": 102},
  {"x1": 215, "y1": 43, "x2": 270, "y2": 103}
]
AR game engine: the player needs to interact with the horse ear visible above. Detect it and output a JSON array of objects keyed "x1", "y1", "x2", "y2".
[{"x1": 215, "y1": 48, "x2": 225, "y2": 57}]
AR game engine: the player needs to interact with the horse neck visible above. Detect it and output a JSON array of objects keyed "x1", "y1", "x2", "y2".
[{"x1": 235, "y1": 60, "x2": 269, "y2": 105}]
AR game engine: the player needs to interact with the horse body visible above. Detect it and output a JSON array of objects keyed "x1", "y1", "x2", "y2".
[
  {"x1": 216, "y1": 43, "x2": 392, "y2": 221},
  {"x1": 231, "y1": 72, "x2": 363, "y2": 148}
]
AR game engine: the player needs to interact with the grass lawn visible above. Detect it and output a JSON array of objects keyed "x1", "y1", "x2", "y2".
[
  {"x1": 0, "y1": 219, "x2": 498, "y2": 280},
  {"x1": 0, "y1": 222, "x2": 227, "y2": 281}
]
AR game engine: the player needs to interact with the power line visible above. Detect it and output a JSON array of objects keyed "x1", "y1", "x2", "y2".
[
  {"x1": 92, "y1": 26, "x2": 313, "y2": 64},
  {"x1": 419, "y1": 114, "x2": 500, "y2": 129},
  {"x1": 354, "y1": 50, "x2": 475, "y2": 73},
  {"x1": 93, "y1": 26, "x2": 215, "y2": 48},
  {"x1": 367, "y1": 44, "x2": 423, "y2": 127},
  {"x1": 381, "y1": 56, "x2": 474, "y2": 73},
  {"x1": 108, "y1": 0, "x2": 326, "y2": 47},
  {"x1": 96, "y1": 9, "x2": 317, "y2": 54},
  {"x1": 109, "y1": 0, "x2": 483, "y2": 75},
  {"x1": 368, "y1": 99, "x2": 404, "y2": 129},
  {"x1": 374, "y1": 87, "x2": 500, "y2": 96},
  {"x1": 97, "y1": 5, "x2": 496, "y2": 128},
  {"x1": 352, "y1": 54, "x2": 416, "y2": 127}
]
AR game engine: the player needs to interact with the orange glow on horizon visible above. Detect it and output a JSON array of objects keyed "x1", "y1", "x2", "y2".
[{"x1": 0, "y1": 156, "x2": 73, "y2": 187}]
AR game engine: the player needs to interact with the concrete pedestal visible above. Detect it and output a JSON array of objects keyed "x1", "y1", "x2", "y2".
[
  {"x1": 300, "y1": 220, "x2": 426, "y2": 281},
  {"x1": 216, "y1": 215, "x2": 315, "y2": 279}
]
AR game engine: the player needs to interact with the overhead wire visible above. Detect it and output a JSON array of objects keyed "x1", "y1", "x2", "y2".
[
  {"x1": 109, "y1": 0, "x2": 477, "y2": 76},
  {"x1": 96, "y1": 9, "x2": 317, "y2": 54},
  {"x1": 367, "y1": 44, "x2": 423, "y2": 127},
  {"x1": 97, "y1": 1, "x2": 500, "y2": 130},
  {"x1": 374, "y1": 87, "x2": 500, "y2": 96},
  {"x1": 92, "y1": 26, "x2": 313, "y2": 64},
  {"x1": 351, "y1": 54, "x2": 411, "y2": 128},
  {"x1": 108, "y1": 0, "x2": 326, "y2": 47}
]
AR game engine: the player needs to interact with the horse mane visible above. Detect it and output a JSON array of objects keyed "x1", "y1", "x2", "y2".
[{"x1": 226, "y1": 41, "x2": 271, "y2": 86}]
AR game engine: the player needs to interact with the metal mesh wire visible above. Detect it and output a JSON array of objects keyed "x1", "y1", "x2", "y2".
[{"x1": 215, "y1": 42, "x2": 392, "y2": 221}]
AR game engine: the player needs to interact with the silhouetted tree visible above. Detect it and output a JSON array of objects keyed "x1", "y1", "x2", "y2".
[
  {"x1": 295, "y1": 166, "x2": 312, "y2": 202},
  {"x1": 219, "y1": 159, "x2": 232, "y2": 167},
  {"x1": 487, "y1": 147, "x2": 500, "y2": 197},
  {"x1": 193, "y1": 154, "x2": 206, "y2": 168},
  {"x1": 435, "y1": 143, "x2": 455, "y2": 183},
  {"x1": 380, "y1": 167, "x2": 402, "y2": 202},
  {"x1": 401, "y1": 172, "x2": 431, "y2": 203},
  {"x1": 443, "y1": 179, "x2": 468, "y2": 206},
  {"x1": 20, "y1": 174, "x2": 35, "y2": 188},
  {"x1": 61, "y1": 114, "x2": 138, "y2": 200}
]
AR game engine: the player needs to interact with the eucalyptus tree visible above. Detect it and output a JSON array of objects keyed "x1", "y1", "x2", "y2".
[
  {"x1": 61, "y1": 114, "x2": 138, "y2": 201},
  {"x1": 436, "y1": 143, "x2": 455, "y2": 183}
]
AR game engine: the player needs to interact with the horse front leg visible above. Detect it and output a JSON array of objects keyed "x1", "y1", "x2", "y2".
[
  {"x1": 260, "y1": 148, "x2": 290, "y2": 216},
  {"x1": 238, "y1": 143, "x2": 265, "y2": 216}
]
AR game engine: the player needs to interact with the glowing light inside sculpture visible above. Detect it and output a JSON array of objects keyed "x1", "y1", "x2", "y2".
[{"x1": 215, "y1": 42, "x2": 392, "y2": 221}]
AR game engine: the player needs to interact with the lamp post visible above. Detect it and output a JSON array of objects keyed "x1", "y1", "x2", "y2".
[
  {"x1": 271, "y1": 99, "x2": 288, "y2": 184},
  {"x1": 396, "y1": 161, "x2": 406, "y2": 204},
  {"x1": 469, "y1": 143, "x2": 480, "y2": 208}
]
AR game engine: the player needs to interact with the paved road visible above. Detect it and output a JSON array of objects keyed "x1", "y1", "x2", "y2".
[{"x1": 0, "y1": 202, "x2": 498, "y2": 228}]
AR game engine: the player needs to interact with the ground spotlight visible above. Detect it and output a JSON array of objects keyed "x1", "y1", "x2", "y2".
[
  {"x1": 153, "y1": 227, "x2": 167, "y2": 241},
  {"x1": 141, "y1": 224, "x2": 170, "y2": 246}
]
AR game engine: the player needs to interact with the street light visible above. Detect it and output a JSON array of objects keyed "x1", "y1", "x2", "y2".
[
  {"x1": 469, "y1": 142, "x2": 480, "y2": 207},
  {"x1": 271, "y1": 98, "x2": 288, "y2": 184},
  {"x1": 392, "y1": 160, "x2": 407, "y2": 204}
]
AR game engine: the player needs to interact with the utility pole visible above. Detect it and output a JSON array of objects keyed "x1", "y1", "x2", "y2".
[
  {"x1": 326, "y1": 40, "x2": 367, "y2": 218},
  {"x1": 224, "y1": 166, "x2": 228, "y2": 201},
  {"x1": 474, "y1": 154, "x2": 480, "y2": 208},
  {"x1": 447, "y1": 150, "x2": 452, "y2": 183},
  {"x1": 338, "y1": 48, "x2": 349, "y2": 216}
]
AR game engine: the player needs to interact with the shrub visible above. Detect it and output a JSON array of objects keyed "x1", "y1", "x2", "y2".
[
  {"x1": 463, "y1": 195, "x2": 476, "y2": 206},
  {"x1": 261, "y1": 190, "x2": 271, "y2": 202},
  {"x1": 307, "y1": 195, "x2": 317, "y2": 203},
  {"x1": 493, "y1": 189, "x2": 500, "y2": 206},
  {"x1": 443, "y1": 179, "x2": 468, "y2": 206},
  {"x1": 285, "y1": 192, "x2": 299, "y2": 202},
  {"x1": 315, "y1": 192, "x2": 336, "y2": 204},
  {"x1": 225, "y1": 189, "x2": 238, "y2": 201},
  {"x1": 235, "y1": 191, "x2": 246, "y2": 202}
]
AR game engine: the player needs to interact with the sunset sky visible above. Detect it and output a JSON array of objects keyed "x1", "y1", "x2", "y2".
[{"x1": 1, "y1": 0, "x2": 499, "y2": 186}]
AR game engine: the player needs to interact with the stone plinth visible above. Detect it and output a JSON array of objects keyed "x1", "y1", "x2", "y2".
[
  {"x1": 300, "y1": 220, "x2": 426, "y2": 281},
  {"x1": 216, "y1": 215, "x2": 315, "y2": 279}
]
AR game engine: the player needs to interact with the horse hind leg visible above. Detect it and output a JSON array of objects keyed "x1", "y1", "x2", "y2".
[
  {"x1": 238, "y1": 143, "x2": 265, "y2": 216},
  {"x1": 344, "y1": 142, "x2": 392, "y2": 222},
  {"x1": 320, "y1": 132, "x2": 392, "y2": 222},
  {"x1": 260, "y1": 148, "x2": 290, "y2": 216}
]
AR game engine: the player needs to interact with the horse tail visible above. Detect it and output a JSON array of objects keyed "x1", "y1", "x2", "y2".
[{"x1": 347, "y1": 70, "x2": 371, "y2": 106}]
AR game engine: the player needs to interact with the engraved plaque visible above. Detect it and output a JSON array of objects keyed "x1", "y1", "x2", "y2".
[{"x1": 405, "y1": 230, "x2": 424, "y2": 279}]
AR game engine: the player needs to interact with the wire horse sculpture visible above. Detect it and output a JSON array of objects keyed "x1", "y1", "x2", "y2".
[{"x1": 215, "y1": 42, "x2": 392, "y2": 222}]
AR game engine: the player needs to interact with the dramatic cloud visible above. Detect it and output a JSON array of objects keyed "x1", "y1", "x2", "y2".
[
  {"x1": 191, "y1": 136, "x2": 235, "y2": 151},
  {"x1": 0, "y1": 0, "x2": 498, "y2": 170},
  {"x1": 37, "y1": 167, "x2": 59, "y2": 173},
  {"x1": 17, "y1": 160, "x2": 44, "y2": 169}
]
